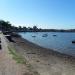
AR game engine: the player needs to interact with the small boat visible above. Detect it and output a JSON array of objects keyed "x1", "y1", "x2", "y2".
[
  {"x1": 53, "y1": 35, "x2": 57, "y2": 36},
  {"x1": 72, "y1": 40, "x2": 75, "y2": 44},
  {"x1": 32, "y1": 35, "x2": 36, "y2": 37},
  {"x1": 42, "y1": 34, "x2": 48, "y2": 37}
]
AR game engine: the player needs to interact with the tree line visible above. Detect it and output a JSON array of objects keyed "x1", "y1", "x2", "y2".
[
  {"x1": 0, "y1": 20, "x2": 41, "y2": 32},
  {"x1": 0, "y1": 20, "x2": 75, "y2": 32}
]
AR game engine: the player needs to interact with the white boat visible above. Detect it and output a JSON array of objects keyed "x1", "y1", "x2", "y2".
[
  {"x1": 32, "y1": 35, "x2": 36, "y2": 37},
  {"x1": 42, "y1": 34, "x2": 48, "y2": 37}
]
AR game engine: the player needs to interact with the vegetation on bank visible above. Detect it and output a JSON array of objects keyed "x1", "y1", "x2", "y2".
[
  {"x1": 8, "y1": 46, "x2": 26, "y2": 64},
  {"x1": 0, "y1": 20, "x2": 75, "y2": 32},
  {"x1": 8, "y1": 46, "x2": 40, "y2": 75}
]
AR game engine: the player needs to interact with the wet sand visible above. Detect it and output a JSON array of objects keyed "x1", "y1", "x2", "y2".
[{"x1": 11, "y1": 36, "x2": 75, "y2": 75}]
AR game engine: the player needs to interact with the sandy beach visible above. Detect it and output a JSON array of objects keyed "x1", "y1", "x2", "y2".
[
  {"x1": 9, "y1": 36, "x2": 75, "y2": 75},
  {"x1": 0, "y1": 33, "x2": 33, "y2": 75}
]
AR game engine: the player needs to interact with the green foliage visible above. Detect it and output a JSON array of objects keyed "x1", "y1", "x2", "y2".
[
  {"x1": 0, "y1": 20, "x2": 12, "y2": 31},
  {"x1": 8, "y1": 46, "x2": 26, "y2": 64},
  {"x1": 8, "y1": 46, "x2": 40, "y2": 75},
  {"x1": 0, "y1": 20, "x2": 39, "y2": 32},
  {"x1": 1, "y1": 19, "x2": 75, "y2": 32}
]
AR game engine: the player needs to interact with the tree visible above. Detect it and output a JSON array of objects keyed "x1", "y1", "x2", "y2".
[
  {"x1": 33, "y1": 26, "x2": 38, "y2": 31},
  {"x1": 22, "y1": 26, "x2": 27, "y2": 31},
  {"x1": 0, "y1": 20, "x2": 12, "y2": 31},
  {"x1": 18, "y1": 26, "x2": 22, "y2": 31}
]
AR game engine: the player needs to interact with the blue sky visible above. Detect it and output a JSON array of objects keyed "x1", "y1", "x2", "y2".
[{"x1": 0, "y1": 0, "x2": 75, "y2": 29}]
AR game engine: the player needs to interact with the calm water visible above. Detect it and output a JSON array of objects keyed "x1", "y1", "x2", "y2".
[{"x1": 19, "y1": 32, "x2": 75, "y2": 57}]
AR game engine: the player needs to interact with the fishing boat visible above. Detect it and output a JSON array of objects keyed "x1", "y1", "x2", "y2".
[{"x1": 42, "y1": 34, "x2": 48, "y2": 37}]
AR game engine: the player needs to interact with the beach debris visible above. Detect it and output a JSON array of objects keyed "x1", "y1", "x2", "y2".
[
  {"x1": 27, "y1": 52, "x2": 36, "y2": 54},
  {"x1": 0, "y1": 38, "x2": 2, "y2": 49},
  {"x1": 0, "y1": 38, "x2": 1, "y2": 43},
  {"x1": 36, "y1": 60, "x2": 40, "y2": 62},
  {"x1": 5, "y1": 35, "x2": 14, "y2": 42},
  {"x1": 0, "y1": 44, "x2": 1, "y2": 49},
  {"x1": 11, "y1": 32, "x2": 21, "y2": 37},
  {"x1": 42, "y1": 34, "x2": 48, "y2": 37}
]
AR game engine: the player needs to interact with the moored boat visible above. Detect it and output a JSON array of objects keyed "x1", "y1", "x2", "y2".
[
  {"x1": 32, "y1": 35, "x2": 36, "y2": 37},
  {"x1": 53, "y1": 35, "x2": 57, "y2": 36},
  {"x1": 42, "y1": 34, "x2": 48, "y2": 37},
  {"x1": 72, "y1": 40, "x2": 75, "y2": 43}
]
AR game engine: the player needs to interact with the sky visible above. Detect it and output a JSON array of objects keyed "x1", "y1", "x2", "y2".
[{"x1": 0, "y1": 0, "x2": 75, "y2": 29}]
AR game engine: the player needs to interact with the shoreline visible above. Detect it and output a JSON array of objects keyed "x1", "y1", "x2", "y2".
[
  {"x1": 13, "y1": 36, "x2": 75, "y2": 59},
  {"x1": 11, "y1": 36, "x2": 75, "y2": 75}
]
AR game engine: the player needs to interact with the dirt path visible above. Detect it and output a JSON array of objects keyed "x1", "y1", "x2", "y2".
[{"x1": 0, "y1": 34, "x2": 27, "y2": 75}]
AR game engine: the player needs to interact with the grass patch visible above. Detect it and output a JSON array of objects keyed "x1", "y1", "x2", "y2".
[
  {"x1": 0, "y1": 32, "x2": 2, "y2": 34},
  {"x1": 8, "y1": 46, "x2": 40, "y2": 75},
  {"x1": 8, "y1": 46, "x2": 26, "y2": 64}
]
